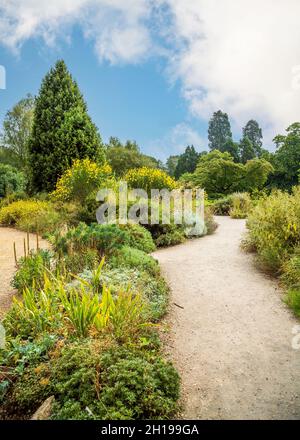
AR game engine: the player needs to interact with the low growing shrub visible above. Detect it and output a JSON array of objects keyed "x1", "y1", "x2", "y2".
[
  {"x1": 109, "y1": 246, "x2": 160, "y2": 277},
  {"x1": 0, "y1": 199, "x2": 63, "y2": 234}
]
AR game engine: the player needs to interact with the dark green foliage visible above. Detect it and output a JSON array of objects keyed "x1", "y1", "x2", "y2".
[
  {"x1": 242, "y1": 120, "x2": 263, "y2": 156},
  {"x1": 239, "y1": 136, "x2": 256, "y2": 164},
  {"x1": 0, "y1": 335, "x2": 56, "y2": 411},
  {"x1": 119, "y1": 223, "x2": 156, "y2": 253},
  {"x1": 106, "y1": 137, "x2": 158, "y2": 177},
  {"x1": 145, "y1": 222, "x2": 186, "y2": 247},
  {"x1": 166, "y1": 155, "x2": 179, "y2": 177},
  {"x1": 12, "y1": 249, "x2": 52, "y2": 293},
  {"x1": 208, "y1": 110, "x2": 232, "y2": 151},
  {"x1": 212, "y1": 196, "x2": 232, "y2": 215},
  {"x1": 53, "y1": 222, "x2": 128, "y2": 257},
  {"x1": 50, "y1": 343, "x2": 179, "y2": 420},
  {"x1": 222, "y1": 140, "x2": 240, "y2": 162},
  {"x1": 272, "y1": 122, "x2": 300, "y2": 190},
  {"x1": 28, "y1": 60, "x2": 105, "y2": 192},
  {"x1": 174, "y1": 145, "x2": 199, "y2": 179},
  {"x1": 97, "y1": 347, "x2": 180, "y2": 419},
  {"x1": 0, "y1": 164, "x2": 25, "y2": 197}
]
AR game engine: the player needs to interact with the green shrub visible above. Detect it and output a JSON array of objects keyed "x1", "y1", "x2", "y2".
[
  {"x1": 51, "y1": 343, "x2": 179, "y2": 420},
  {"x1": 229, "y1": 192, "x2": 252, "y2": 219},
  {"x1": 51, "y1": 159, "x2": 114, "y2": 203},
  {"x1": 0, "y1": 199, "x2": 63, "y2": 234},
  {"x1": 109, "y1": 246, "x2": 160, "y2": 277},
  {"x1": 53, "y1": 223, "x2": 128, "y2": 257},
  {"x1": 205, "y1": 207, "x2": 218, "y2": 235},
  {"x1": 285, "y1": 289, "x2": 300, "y2": 317},
  {"x1": 281, "y1": 250, "x2": 300, "y2": 288},
  {"x1": 119, "y1": 223, "x2": 155, "y2": 253},
  {"x1": 246, "y1": 188, "x2": 300, "y2": 272},
  {"x1": 212, "y1": 196, "x2": 232, "y2": 215},
  {"x1": 60, "y1": 249, "x2": 99, "y2": 274},
  {"x1": 125, "y1": 167, "x2": 177, "y2": 194},
  {"x1": 75, "y1": 265, "x2": 168, "y2": 321},
  {"x1": 0, "y1": 164, "x2": 25, "y2": 198},
  {"x1": 145, "y1": 223, "x2": 186, "y2": 247},
  {"x1": 12, "y1": 250, "x2": 53, "y2": 293}
]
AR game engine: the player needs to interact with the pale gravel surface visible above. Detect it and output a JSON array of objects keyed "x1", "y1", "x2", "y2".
[
  {"x1": 153, "y1": 216, "x2": 300, "y2": 420},
  {"x1": 0, "y1": 227, "x2": 49, "y2": 317}
]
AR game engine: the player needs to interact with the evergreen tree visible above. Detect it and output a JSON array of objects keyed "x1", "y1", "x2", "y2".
[
  {"x1": 222, "y1": 139, "x2": 240, "y2": 162},
  {"x1": 174, "y1": 145, "x2": 199, "y2": 179},
  {"x1": 242, "y1": 120, "x2": 263, "y2": 156},
  {"x1": 208, "y1": 110, "x2": 232, "y2": 150},
  {"x1": 29, "y1": 60, "x2": 105, "y2": 192},
  {"x1": 239, "y1": 136, "x2": 256, "y2": 164},
  {"x1": 166, "y1": 155, "x2": 179, "y2": 177}
]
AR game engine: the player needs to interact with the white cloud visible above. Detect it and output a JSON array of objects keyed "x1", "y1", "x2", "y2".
[
  {"x1": 0, "y1": 0, "x2": 152, "y2": 63},
  {"x1": 159, "y1": 0, "x2": 300, "y2": 146},
  {"x1": 1, "y1": 0, "x2": 300, "y2": 147},
  {"x1": 145, "y1": 122, "x2": 205, "y2": 160}
]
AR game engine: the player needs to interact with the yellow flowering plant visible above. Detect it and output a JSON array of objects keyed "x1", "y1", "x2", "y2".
[
  {"x1": 124, "y1": 167, "x2": 177, "y2": 194},
  {"x1": 51, "y1": 158, "x2": 115, "y2": 203}
]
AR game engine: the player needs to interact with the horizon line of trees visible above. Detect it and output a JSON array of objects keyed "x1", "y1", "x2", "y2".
[{"x1": 0, "y1": 60, "x2": 299, "y2": 197}]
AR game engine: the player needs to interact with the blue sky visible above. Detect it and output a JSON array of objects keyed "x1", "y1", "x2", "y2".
[
  {"x1": 0, "y1": 27, "x2": 207, "y2": 161},
  {"x1": 1, "y1": 1, "x2": 300, "y2": 160}
]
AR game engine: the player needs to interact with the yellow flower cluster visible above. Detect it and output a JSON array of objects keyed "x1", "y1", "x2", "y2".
[
  {"x1": 124, "y1": 167, "x2": 177, "y2": 193},
  {"x1": 0, "y1": 200, "x2": 50, "y2": 225},
  {"x1": 51, "y1": 158, "x2": 113, "y2": 202}
]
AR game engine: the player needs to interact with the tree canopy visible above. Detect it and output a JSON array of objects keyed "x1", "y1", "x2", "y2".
[
  {"x1": 208, "y1": 110, "x2": 232, "y2": 151},
  {"x1": 174, "y1": 145, "x2": 200, "y2": 179},
  {"x1": 28, "y1": 60, "x2": 105, "y2": 192},
  {"x1": 0, "y1": 94, "x2": 35, "y2": 169},
  {"x1": 106, "y1": 137, "x2": 158, "y2": 177},
  {"x1": 242, "y1": 120, "x2": 263, "y2": 156},
  {"x1": 190, "y1": 150, "x2": 273, "y2": 198}
]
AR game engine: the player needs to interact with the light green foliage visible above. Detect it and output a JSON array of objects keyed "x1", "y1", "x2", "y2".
[
  {"x1": 229, "y1": 192, "x2": 252, "y2": 219},
  {"x1": 51, "y1": 159, "x2": 115, "y2": 203},
  {"x1": 246, "y1": 188, "x2": 300, "y2": 272},
  {"x1": 191, "y1": 150, "x2": 273, "y2": 198},
  {"x1": 109, "y1": 246, "x2": 160, "y2": 277},
  {"x1": 0, "y1": 94, "x2": 35, "y2": 169},
  {"x1": 0, "y1": 199, "x2": 63, "y2": 234},
  {"x1": 0, "y1": 164, "x2": 25, "y2": 198},
  {"x1": 12, "y1": 249, "x2": 53, "y2": 293}
]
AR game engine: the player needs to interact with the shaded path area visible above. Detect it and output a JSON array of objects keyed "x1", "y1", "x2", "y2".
[
  {"x1": 153, "y1": 216, "x2": 300, "y2": 420},
  {"x1": 0, "y1": 227, "x2": 49, "y2": 317}
]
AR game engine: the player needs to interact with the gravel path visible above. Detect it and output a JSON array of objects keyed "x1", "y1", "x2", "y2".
[
  {"x1": 153, "y1": 216, "x2": 300, "y2": 420},
  {"x1": 0, "y1": 227, "x2": 49, "y2": 317}
]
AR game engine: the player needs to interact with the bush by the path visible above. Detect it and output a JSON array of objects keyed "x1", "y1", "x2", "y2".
[
  {"x1": 0, "y1": 199, "x2": 63, "y2": 234},
  {"x1": 245, "y1": 186, "x2": 300, "y2": 317}
]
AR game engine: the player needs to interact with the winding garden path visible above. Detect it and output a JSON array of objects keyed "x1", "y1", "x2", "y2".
[
  {"x1": 153, "y1": 216, "x2": 300, "y2": 420},
  {"x1": 0, "y1": 227, "x2": 49, "y2": 317}
]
